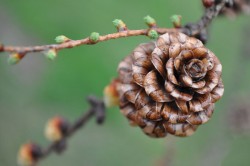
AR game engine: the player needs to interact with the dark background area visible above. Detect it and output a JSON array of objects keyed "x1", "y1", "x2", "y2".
[{"x1": 0, "y1": 0, "x2": 250, "y2": 166}]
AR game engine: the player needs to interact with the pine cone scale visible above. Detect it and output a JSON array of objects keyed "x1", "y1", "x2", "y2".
[
  {"x1": 169, "y1": 43, "x2": 182, "y2": 58},
  {"x1": 144, "y1": 70, "x2": 173, "y2": 102},
  {"x1": 175, "y1": 100, "x2": 189, "y2": 114},
  {"x1": 163, "y1": 122, "x2": 198, "y2": 137},
  {"x1": 190, "y1": 80, "x2": 206, "y2": 89},
  {"x1": 121, "y1": 83, "x2": 140, "y2": 104},
  {"x1": 164, "y1": 81, "x2": 194, "y2": 101},
  {"x1": 166, "y1": 58, "x2": 179, "y2": 85},
  {"x1": 211, "y1": 79, "x2": 224, "y2": 102},
  {"x1": 151, "y1": 48, "x2": 167, "y2": 77}
]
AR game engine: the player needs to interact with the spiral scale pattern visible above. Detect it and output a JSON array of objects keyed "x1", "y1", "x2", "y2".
[{"x1": 117, "y1": 32, "x2": 224, "y2": 138}]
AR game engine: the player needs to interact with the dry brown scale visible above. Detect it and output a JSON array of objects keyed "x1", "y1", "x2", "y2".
[{"x1": 115, "y1": 32, "x2": 224, "y2": 138}]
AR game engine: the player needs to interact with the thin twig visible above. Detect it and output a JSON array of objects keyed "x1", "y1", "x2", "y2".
[
  {"x1": 183, "y1": 0, "x2": 227, "y2": 36},
  {"x1": 1, "y1": 28, "x2": 176, "y2": 54},
  {"x1": 39, "y1": 96, "x2": 105, "y2": 161},
  {"x1": 0, "y1": 0, "x2": 227, "y2": 56}
]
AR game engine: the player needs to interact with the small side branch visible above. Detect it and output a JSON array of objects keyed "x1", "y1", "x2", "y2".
[
  {"x1": 18, "y1": 96, "x2": 106, "y2": 166},
  {"x1": 183, "y1": 0, "x2": 227, "y2": 41},
  {"x1": 42, "y1": 96, "x2": 105, "y2": 157}
]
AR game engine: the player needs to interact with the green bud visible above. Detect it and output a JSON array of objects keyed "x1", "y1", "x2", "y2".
[
  {"x1": 148, "y1": 30, "x2": 159, "y2": 39},
  {"x1": 45, "y1": 49, "x2": 57, "y2": 60},
  {"x1": 144, "y1": 15, "x2": 156, "y2": 27},
  {"x1": 55, "y1": 35, "x2": 70, "y2": 43},
  {"x1": 8, "y1": 53, "x2": 25, "y2": 65},
  {"x1": 113, "y1": 19, "x2": 122, "y2": 27},
  {"x1": 112, "y1": 19, "x2": 127, "y2": 31},
  {"x1": 170, "y1": 15, "x2": 182, "y2": 28},
  {"x1": 8, "y1": 54, "x2": 20, "y2": 65},
  {"x1": 89, "y1": 32, "x2": 100, "y2": 43}
]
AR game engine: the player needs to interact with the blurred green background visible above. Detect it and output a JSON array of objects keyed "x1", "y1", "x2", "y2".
[{"x1": 0, "y1": 0, "x2": 250, "y2": 166}]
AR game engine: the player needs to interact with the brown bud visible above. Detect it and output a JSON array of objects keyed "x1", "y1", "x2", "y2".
[
  {"x1": 17, "y1": 143, "x2": 42, "y2": 166},
  {"x1": 8, "y1": 53, "x2": 26, "y2": 65},
  {"x1": 45, "y1": 116, "x2": 69, "y2": 142},
  {"x1": 103, "y1": 79, "x2": 120, "y2": 108},
  {"x1": 116, "y1": 32, "x2": 224, "y2": 138},
  {"x1": 202, "y1": 0, "x2": 215, "y2": 8},
  {"x1": 0, "y1": 43, "x2": 4, "y2": 52}
]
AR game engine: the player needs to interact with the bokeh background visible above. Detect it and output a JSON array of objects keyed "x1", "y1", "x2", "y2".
[{"x1": 0, "y1": 0, "x2": 250, "y2": 166}]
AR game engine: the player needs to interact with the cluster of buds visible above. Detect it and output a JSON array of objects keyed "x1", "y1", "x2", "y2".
[
  {"x1": 18, "y1": 116, "x2": 70, "y2": 166},
  {"x1": 4, "y1": 14, "x2": 179, "y2": 66},
  {"x1": 143, "y1": 15, "x2": 159, "y2": 39}
]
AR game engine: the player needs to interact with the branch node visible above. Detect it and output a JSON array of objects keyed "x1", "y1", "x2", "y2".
[
  {"x1": 87, "y1": 96, "x2": 106, "y2": 124},
  {"x1": 53, "y1": 140, "x2": 67, "y2": 154}
]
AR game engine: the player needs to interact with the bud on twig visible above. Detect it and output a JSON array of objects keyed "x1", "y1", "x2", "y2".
[
  {"x1": 147, "y1": 29, "x2": 159, "y2": 39},
  {"x1": 170, "y1": 15, "x2": 182, "y2": 28},
  {"x1": 0, "y1": 43, "x2": 4, "y2": 52},
  {"x1": 113, "y1": 19, "x2": 127, "y2": 32},
  {"x1": 55, "y1": 35, "x2": 70, "y2": 43},
  {"x1": 45, "y1": 116, "x2": 69, "y2": 142},
  {"x1": 44, "y1": 49, "x2": 57, "y2": 60},
  {"x1": 8, "y1": 53, "x2": 26, "y2": 65},
  {"x1": 103, "y1": 79, "x2": 119, "y2": 108},
  {"x1": 17, "y1": 143, "x2": 42, "y2": 166},
  {"x1": 144, "y1": 15, "x2": 157, "y2": 28},
  {"x1": 202, "y1": 0, "x2": 215, "y2": 8},
  {"x1": 89, "y1": 32, "x2": 100, "y2": 43}
]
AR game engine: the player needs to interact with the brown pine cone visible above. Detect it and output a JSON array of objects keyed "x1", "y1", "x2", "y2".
[{"x1": 116, "y1": 32, "x2": 224, "y2": 138}]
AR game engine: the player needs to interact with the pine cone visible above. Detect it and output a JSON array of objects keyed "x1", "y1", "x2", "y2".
[{"x1": 117, "y1": 32, "x2": 224, "y2": 138}]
